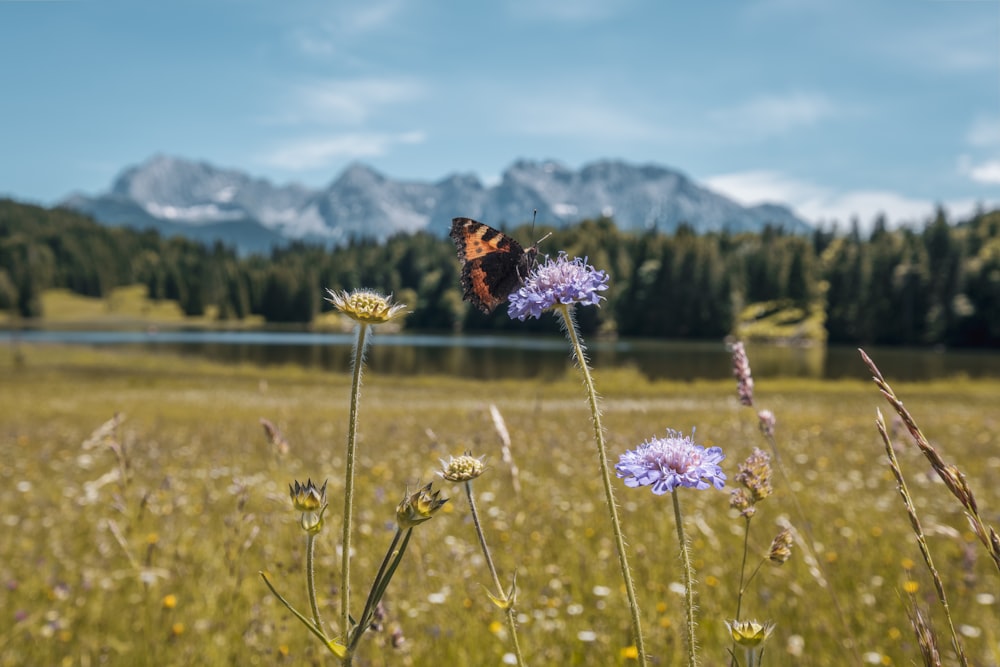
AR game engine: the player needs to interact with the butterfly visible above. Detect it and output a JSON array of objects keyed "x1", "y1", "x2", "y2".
[{"x1": 449, "y1": 217, "x2": 540, "y2": 313}]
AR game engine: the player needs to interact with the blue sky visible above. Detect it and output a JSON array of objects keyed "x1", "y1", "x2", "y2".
[{"x1": 1, "y1": 0, "x2": 998, "y2": 227}]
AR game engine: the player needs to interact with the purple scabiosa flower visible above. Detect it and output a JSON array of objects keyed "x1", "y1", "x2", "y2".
[
  {"x1": 616, "y1": 430, "x2": 726, "y2": 494},
  {"x1": 508, "y1": 252, "x2": 609, "y2": 320}
]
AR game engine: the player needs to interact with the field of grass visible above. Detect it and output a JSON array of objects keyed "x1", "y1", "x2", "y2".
[
  {"x1": 0, "y1": 286, "x2": 269, "y2": 329},
  {"x1": 1, "y1": 343, "x2": 998, "y2": 665}
]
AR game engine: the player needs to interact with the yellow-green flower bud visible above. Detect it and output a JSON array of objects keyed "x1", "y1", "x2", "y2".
[
  {"x1": 289, "y1": 478, "x2": 327, "y2": 512},
  {"x1": 290, "y1": 479, "x2": 328, "y2": 534},
  {"x1": 725, "y1": 619, "x2": 775, "y2": 648},
  {"x1": 396, "y1": 483, "x2": 448, "y2": 529}
]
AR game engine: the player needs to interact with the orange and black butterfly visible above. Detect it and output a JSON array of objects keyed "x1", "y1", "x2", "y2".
[{"x1": 449, "y1": 217, "x2": 540, "y2": 313}]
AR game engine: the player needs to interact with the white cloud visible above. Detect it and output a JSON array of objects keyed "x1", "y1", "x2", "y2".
[
  {"x1": 709, "y1": 92, "x2": 836, "y2": 139},
  {"x1": 261, "y1": 131, "x2": 425, "y2": 170},
  {"x1": 265, "y1": 77, "x2": 425, "y2": 126},
  {"x1": 970, "y1": 163, "x2": 1000, "y2": 185},
  {"x1": 706, "y1": 170, "x2": 825, "y2": 208},
  {"x1": 705, "y1": 169, "x2": 984, "y2": 228},
  {"x1": 958, "y1": 153, "x2": 1000, "y2": 185},
  {"x1": 302, "y1": 78, "x2": 424, "y2": 124}
]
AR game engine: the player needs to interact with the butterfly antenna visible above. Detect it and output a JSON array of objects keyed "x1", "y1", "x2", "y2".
[{"x1": 528, "y1": 209, "x2": 552, "y2": 248}]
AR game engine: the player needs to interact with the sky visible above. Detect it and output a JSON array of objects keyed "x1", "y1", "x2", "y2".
[{"x1": 1, "y1": 0, "x2": 998, "y2": 228}]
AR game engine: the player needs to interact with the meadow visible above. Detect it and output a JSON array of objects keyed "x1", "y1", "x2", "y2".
[{"x1": 1, "y1": 343, "x2": 998, "y2": 665}]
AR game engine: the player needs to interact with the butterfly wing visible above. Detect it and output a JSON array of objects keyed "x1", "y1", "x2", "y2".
[{"x1": 450, "y1": 217, "x2": 527, "y2": 313}]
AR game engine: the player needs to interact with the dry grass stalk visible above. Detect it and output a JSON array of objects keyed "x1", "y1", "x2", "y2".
[
  {"x1": 489, "y1": 404, "x2": 521, "y2": 495},
  {"x1": 260, "y1": 417, "x2": 290, "y2": 456},
  {"x1": 859, "y1": 348, "x2": 1000, "y2": 575},
  {"x1": 875, "y1": 408, "x2": 967, "y2": 666}
]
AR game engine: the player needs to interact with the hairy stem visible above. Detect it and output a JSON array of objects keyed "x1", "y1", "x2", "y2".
[
  {"x1": 672, "y1": 492, "x2": 698, "y2": 667},
  {"x1": 556, "y1": 304, "x2": 647, "y2": 666},
  {"x1": 341, "y1": 322, "x2": 371, "y2": 638},
  {"x1": 306, "y1": 532, "x2": 323, "y2": 634}
]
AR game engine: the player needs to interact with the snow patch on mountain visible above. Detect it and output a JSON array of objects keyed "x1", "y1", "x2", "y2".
[{"x1": 62, "y1": 155, "x2": 811, "y2": 252}]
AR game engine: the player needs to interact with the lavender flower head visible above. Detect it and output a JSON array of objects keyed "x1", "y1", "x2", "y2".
[
  {"x1": 616, "y1": 429, "x2": 726, "y2": 494},
  {"x1": 508, "y1": 252, "x2": 609, "y2": 320},
  {"x1": 729, "y1": 340, "x2": 754, "y2": 407}
]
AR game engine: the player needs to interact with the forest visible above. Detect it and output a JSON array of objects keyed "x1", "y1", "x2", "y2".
[{"x1": 1, "y1": 198, "x2": 998, "y2": 347}]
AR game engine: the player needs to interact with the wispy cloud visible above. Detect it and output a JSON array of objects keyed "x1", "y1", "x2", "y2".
[
  {"x1": 705, "y1": 169, "x2": 984, "y2": 228},
  {"x1": 709, "y1": 92, "x2": 836, "y2": 140},
  {"x1": 260, "y1": 131, "x2": 425, "y2": 170},
  {"x1": 265, "y1": 77, "x2": 425, "y2": 126},
  {"x1": 505, "y1": 0, "x2": 629, "y2": 22},
  {"x1": 340, "y1": 0, "x2": 404, "y2": 32},
  {"x1": 290, "y1": 0, "x2": 406, "y2": 56},
  {"x1": 966, "y1": 116, "x2": 1000, "y2": 148},
  {"x1": 873, "y1": 17, "x2": 998, "y2": 74},
  {"x1": 745, "y1": 0, "x2": 830, "y2": 12}
]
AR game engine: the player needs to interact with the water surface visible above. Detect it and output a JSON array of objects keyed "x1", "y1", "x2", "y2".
[{"x1": 3, "y1": 329, "x2": 998, "y2": 381}]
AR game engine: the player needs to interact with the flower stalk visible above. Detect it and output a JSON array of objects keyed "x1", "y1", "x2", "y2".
[
  {"x1": 439, "y1": 452, "x2": 525, "y2": 664},
  {"x1": 324, "y1": 289, "x2": 407, "y2": 642},
  {"x1": 466, "y1": 480, "x2": 525, "y2": 666},
  {"x1": 505, "y1": 252, "x2": 643, "y2": 663},
  {"x1": 342, "y1": 484, "x2": 445, "y2": 664},
  {"x1": 672, "y1": 491, "x2": 698, "y2": 667},
  {"x1": 341, "y1": 320, "x2": 369, "y2": 637},
  {"x1": 556, "y1": 303, "x2": 647, "y2": 666},
  {"x1": 615, "y1": 429, "x2": 725, "y2": 667},
  {"x1": 729, "y1": 340, "x2": 859, "y2": 662}
]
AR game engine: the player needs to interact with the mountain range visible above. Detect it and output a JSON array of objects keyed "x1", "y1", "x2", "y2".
[{"x1": 62, "y1": 155, "x2": 811, "y2": 254}]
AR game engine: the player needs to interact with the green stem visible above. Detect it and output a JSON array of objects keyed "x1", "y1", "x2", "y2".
[
  {"x1": 465, "y1": 481, "x2": 526, "y2": 667},
  {"x1": 672, "y1": 491, "x2": 698, "y2": 667},
  {"x1": 341, "y1": 322, "x2": 371, "y2": 639},
  {"x1": 735, "y1": 517, "x2": 750, "y2": 621},
  {"x1": 344, "y1": 527, "x2": 413, "y2": 665},
  {"x1": 306, "y1": 532, "x2": 324, "y2": 633},
  {"x1": 556, "y1": 304, "x2": 647, "y2": 666},
  {"x1": 259, "y1": 571, "x2": 344, "y2": 659},
  {"x1": 348, "y1": 528, "x2": 406, "y2": 655},
  {"x1": 730, "y1": 517, "x2": 752, "y2": 666}
]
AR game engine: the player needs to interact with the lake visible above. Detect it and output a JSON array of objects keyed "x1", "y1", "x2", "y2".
[{"x1": 2, "y1": 329, "x2": 999, "y2": 381}]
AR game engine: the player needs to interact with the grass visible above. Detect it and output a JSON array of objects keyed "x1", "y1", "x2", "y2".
[
  {"x1": 0, "y1": 285, "x2": 380, "y2": 333},
  {"x1": 0, "y1": 285, "x2": 270, "y2": 328},
  {"x1": 735, "y1": 299, "x2": 827, "y2": 345},
  {"x1": 1, "y1": 344, "x2": 998, "y2": 665}
]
